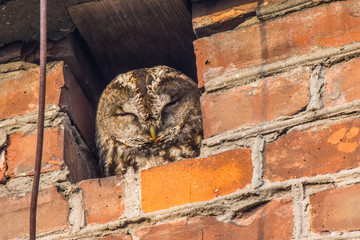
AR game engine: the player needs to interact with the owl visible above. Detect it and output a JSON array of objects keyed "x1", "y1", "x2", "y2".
[{"x1": 96, "y1": 66, "x2": 203, "y2": 176}]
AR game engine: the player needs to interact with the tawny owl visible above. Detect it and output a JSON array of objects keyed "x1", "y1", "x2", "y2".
[{"x1": 96, "y1": 66, "x2": 203, "y2": 176}]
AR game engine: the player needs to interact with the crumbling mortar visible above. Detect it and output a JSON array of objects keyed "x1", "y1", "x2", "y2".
[
  {"x1": 0, "y1": 168, "x2": 69, "y2": 198},
  {"x1": 68, "y1": 187, "x2": 86, "y2": 233},
  {"x1": 257, "y1": 0, "x2": 339, "y2": 21},
  {"x1": 199, "y1": 135, "x2": 257, "y2": 158},
  {"x1": 123, "y1": 168, "x2": 143, "y2": 219},
  {"x1": 0, "y1": 61, "x2": 38, "y2": 74},
  {"x1": 0, "y1": 104, "x2": 65, "y2": 135},
  {"x1": 307, "y1": 65, "x2": 325, "y2": 111},
  {"x1": 306, "y1": 232, "x2": 360, "y2": 240},
  {"x1": 251, "y1": 135, "x2": 264, "y2": 189},
  {"x1": 292, "y1": 182, "x2": 306, "y2": 239}
]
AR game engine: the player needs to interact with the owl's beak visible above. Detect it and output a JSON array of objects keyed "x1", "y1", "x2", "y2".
[{"x1": 149, "y1": 125, "x2": 157, "y2": 141}]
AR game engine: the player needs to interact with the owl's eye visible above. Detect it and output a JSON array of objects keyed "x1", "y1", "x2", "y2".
[
  {"x1": 164, "y1": 99, "x2": 179, "y2": 109},
  {"x1": 114, "y1": 107, "x2": 135, "y2": 117}
]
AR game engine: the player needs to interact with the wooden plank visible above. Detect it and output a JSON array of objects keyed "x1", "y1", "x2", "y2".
[{"x1": 69, "y1": 0, "x2": 197, "y2": 81}]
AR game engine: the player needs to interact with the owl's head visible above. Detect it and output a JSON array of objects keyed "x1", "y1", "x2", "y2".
[{"x1": 96, "y1": 66, "x2": 203, "y2": 175}]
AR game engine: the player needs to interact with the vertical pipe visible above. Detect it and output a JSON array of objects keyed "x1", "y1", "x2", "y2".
[{"x1": 29, "y1": 0, "x2": 47, "y2": 239}]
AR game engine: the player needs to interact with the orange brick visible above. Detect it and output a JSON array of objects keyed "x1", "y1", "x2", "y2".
[
  {"x1": 194, "y1": 0, "x2": 360, "y2": 86},
  {"x1": 264, "y1": 119, "x2": 360, "y2": 182},
  {"x1": 201, "y1": 68, "x2": 309, "y2": 138},
  {"x1": 0, "y1": 61, "x2": 96, "y2": 149},
  {"x1": 0, "y1": 62, "x2": 64, "y2": 120},
  {"x1": 0, "y1": 151, "x2": 6, "y2": 183},
  {"x1": 0, "y1": 187, "x2": 69, "y2": 239},
  {"x1": 89, "y1": 235, "x2": 132, "y2": 240},
  {"x1": 5, "y1": 127, "x2": 98, "y2": 182},
  {"x1": 192, "y1": 0, "x2": 258, "y2": 38},
  {"x1": 310, "y1": 184, "x2": 360, "y2": 233},
  {"x1": 323, "y1": 58, "x2": 360, "y2": 107},
  {"x1": 78, "y1": 176, "x2": 125, "y2": 225},
  {"x1": 6, "y1": 128, "x2": 64, "y2": 178},
  {"x1": 135, "y1": 198, "x2": 293, "y2": 239},
  {"x1": 141, "y1": 149, "x2": 252, "y2": 213}
]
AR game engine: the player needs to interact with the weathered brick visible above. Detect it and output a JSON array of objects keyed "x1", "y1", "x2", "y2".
[
  {"x1": 78, "y1": 176, "x2": 125, "y2": 225},
  {"x1": 0, "y1": 61, "x2": 63, "y2": 120},
  {"x1": 0, "y1": 34, "x2": 104, "y2": 108},
  {"x1": 264, "y1": 118, "x2": 360, "y2": 182},
  {"x1": 6, "y1": 128, "x2": 64, "y2": 178},
  {"x1": 28, "y1": 34, "x2": 105, "y2": 108},
  {"x1": 60, "y1": 63, "x2": 96, "y2": 150},
  {"x1": 233, "y1": 198, "x2": 293, "y2": 239},
  {"x1": 192, "y1": 0, "x2": 257, "y2": 38},
  {"x1": 0, "y1": 61, "x2": 96, "y2": 149},
  {"x1": 135, "y1": 198, "x2": 293, "y2": 239},
  {"x1": 323, "y1": 58, "x2": 360, "y2": 107},
  {"x1": 0, "y1": 41, "x2": 22, "y2": 64},
  {"x1": 63, "y1": 130, "x2": 99, "y2": 182},
  {"x1": 310, "y1": 184, "x2": 360, "y2": 233},
  {"x1": 201, "y1": 67, "x2": 309, "y2": 138},
  {"x1": 194, "y1": 0, "x2": 360, "y2": 87},
  {"x1": 89, "y1": 235, "x2": 132, "y2": 240},
  {"x1": 141, "y1": 149, "x2": 252, "y2": 213},
  {"x1": 0, "y1": 187, "x2": 69, "y2": 239},
  {"x1": 0, "y1": 150, "x2": 6, "y2": 183},
  {"x1": 5, "y1": 127, "x2": 98, "y2": 182}
]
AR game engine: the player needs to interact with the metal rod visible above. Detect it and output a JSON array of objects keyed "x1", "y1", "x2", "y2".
[{"x1": 30, "y1": 0, "x2": 47, "y2": 239}]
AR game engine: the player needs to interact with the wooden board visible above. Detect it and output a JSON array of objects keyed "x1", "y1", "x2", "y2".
[{"x1": 69, "y1": 0, "x2": 197, "y2": 82}]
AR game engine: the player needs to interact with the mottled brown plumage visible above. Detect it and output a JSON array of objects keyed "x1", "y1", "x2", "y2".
[{"x1": 96, "y1": 66, "x2": 203, "y2": 176}]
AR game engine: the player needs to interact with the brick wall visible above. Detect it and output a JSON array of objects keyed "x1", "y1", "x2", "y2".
[{"x1": 1, "y1": 0, "x2": 360, "y2": 239}]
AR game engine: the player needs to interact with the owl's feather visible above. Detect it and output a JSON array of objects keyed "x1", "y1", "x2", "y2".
[{"x1": 96, "y1": 66, "x2": 203, "y2": 176}]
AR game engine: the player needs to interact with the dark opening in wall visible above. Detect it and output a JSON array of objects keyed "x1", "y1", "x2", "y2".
[{"x1": 68, "y1": 0, "x2": 198, "y2": 85}]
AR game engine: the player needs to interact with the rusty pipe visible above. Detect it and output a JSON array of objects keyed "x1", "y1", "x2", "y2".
[{"x1": 30, "y1": 0, "x2": 47, "y2": 239}]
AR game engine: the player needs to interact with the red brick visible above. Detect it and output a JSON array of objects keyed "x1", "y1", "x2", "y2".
[
  {"x1": 0, "y1": 187, "x2": 69, "y2": 239},
  {"x1": 192, "y1": 0, "x2": 257, "y2": 38},
  {"x1": 5, "y1": 127, "x2": 98, "y2": 182},
  {"x1": 22, "y1": 34, "x2": 104, "y2": 114},
  {"x1": 0, "y1": 150, "x2": 6, "y2": 183},
  {"x1": 201, "y1": 68, "x2": 309, "y2": 138},
  {"x1": 323, "y1": 58, "x2": 360, "y2": 107},
  {"x1": 89, "y1": 234, "x2": 132, "y2": 240},
  {"x1": 0, "y1": 62, "x2": 64, "y2": 120},
  {"x1": 60, "y1": 64, "x2": 96, "y2": 150},
  {"x1": 4, "y1": 34, "x2": 103, "y2": 108},
  {"x1": 135, "y1": 198, "x2": 293, "y2": 239},
  {"x1": 310, "y1": 184, "x2": 360, "y2": 233},
  {"x1": 0, "y1": 61, "x2": 96, "y2": 149},
  {"x1": 264, "y1": 118, "x2": 360, "y2": 182},
  {"x1": 6, "y1": 128, "x2": 64, "y2": 178},
  {"x1": 233, "y1": 198, "x2": 293, "y2": 239},
  {"x1": 194, "y1": 0, "x2": 360, "y2": 87},
  {"x1": 63, "y1": 130, "x2": 99, "y2": 182},
  {"x1": 192, "y1": 0, "x2": 288, "y2": 38},
  {"x1": 0, "y1": 41, "x2": 22, "y2": 64},
  {"x1": 141, "y1": 149, "x2": 252, "y2": 213},
  {"x1": 41, "y1": 34, "x2": 105, "y2": 108},
  {"x1": 79, "y1": 176, "x2": 125, "y2": 225}
]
